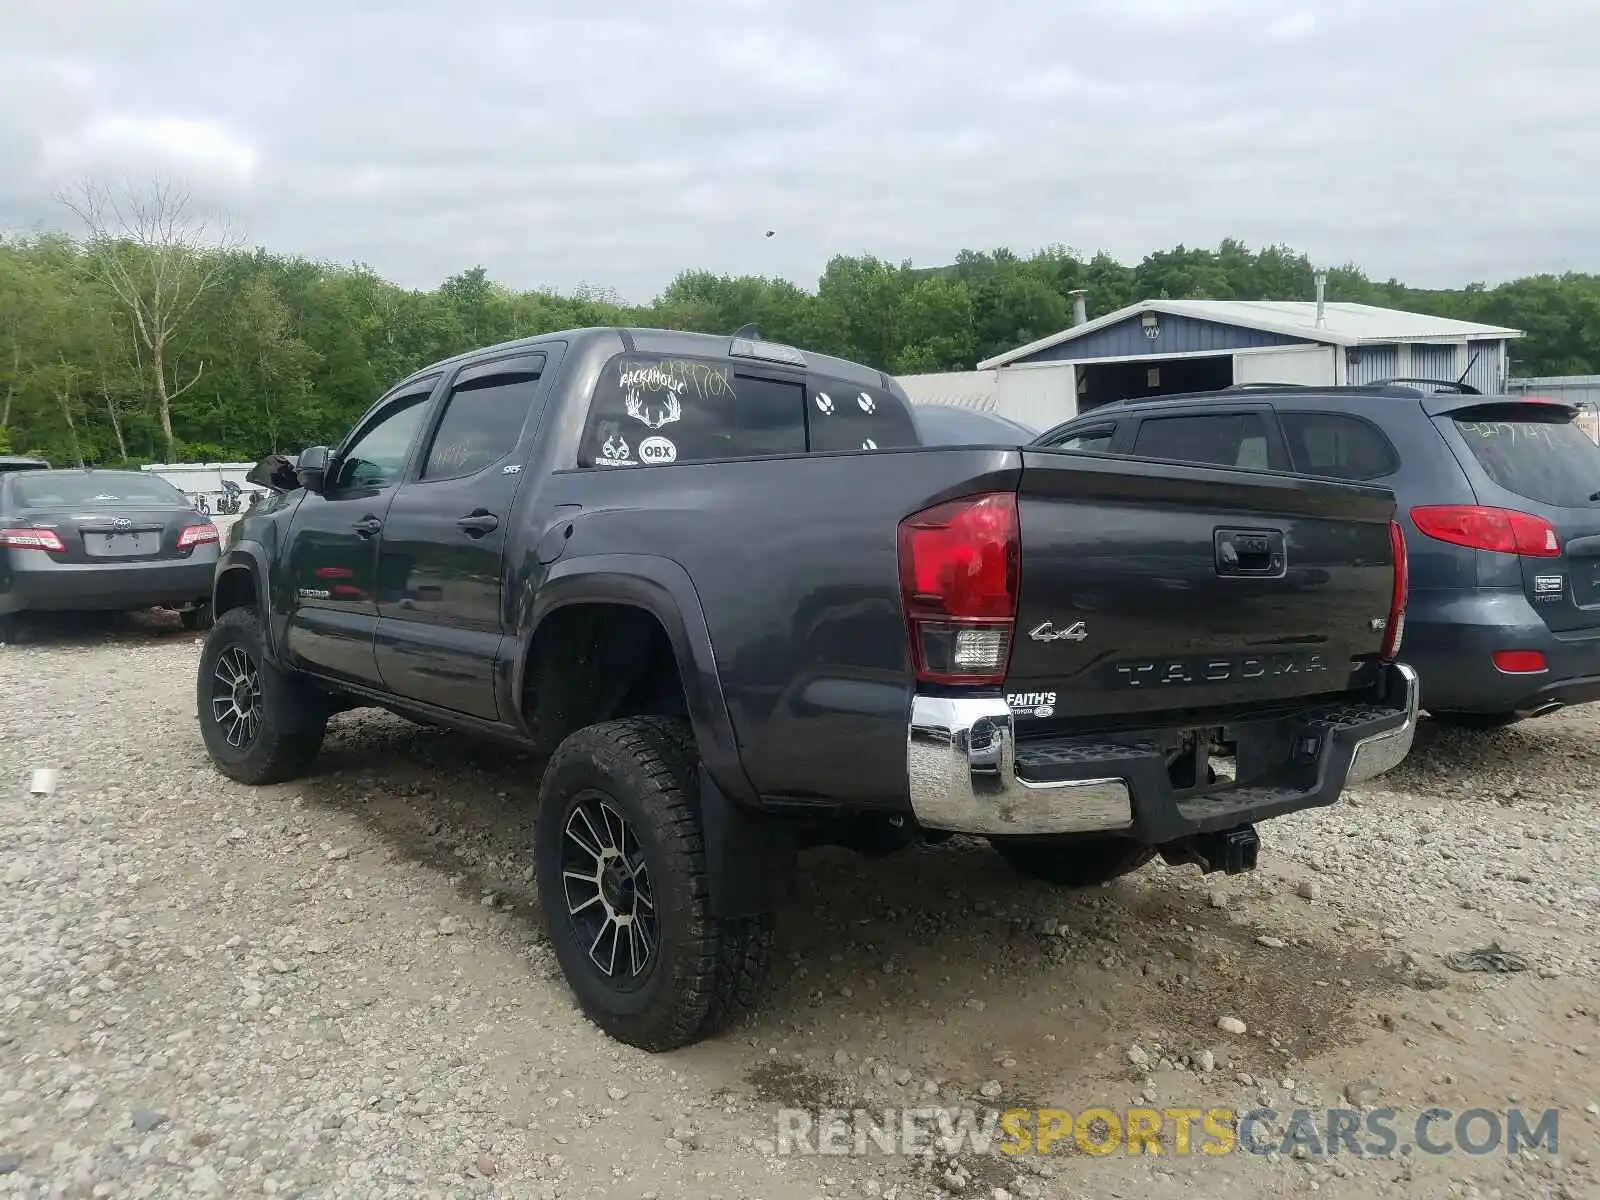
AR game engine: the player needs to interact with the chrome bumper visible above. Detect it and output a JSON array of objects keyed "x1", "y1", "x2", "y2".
[
  {"x1": 1346, "y1": 663, "x2": 1420, "y2": 784},
  {"x1": 905, "y1": 663, "x2": 1420, "y2": 839},
  {"x1": 907, "y1": 695, "x2": 1134, "y2": 837}
]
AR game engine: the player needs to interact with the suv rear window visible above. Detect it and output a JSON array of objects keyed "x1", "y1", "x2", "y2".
[
  {"x1": 1280, "y1": 412, "x2": 1399, "y2": 481},
  {"x1": 1453, "y1": 409, "x2": 1600, "y2": 508},
  {"x1": 1132, "y1": 413, "x2": 1273, "y2": 469}
]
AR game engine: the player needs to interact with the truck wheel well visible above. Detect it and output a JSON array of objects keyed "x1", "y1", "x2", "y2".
[
  {"x1": 521, "y1": 603, "x2": 689, "y2": 753},
  {"x1": 214, "y1": 567, "x2": 256, "y2": 617}
]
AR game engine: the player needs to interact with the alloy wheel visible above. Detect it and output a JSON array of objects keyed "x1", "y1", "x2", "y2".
[
  {"x1": 210, "y1": 645, "x2": 262, "y2": 749},
  {"x1": 559, "y1": 792, "x2": 658, "y2": 983}
]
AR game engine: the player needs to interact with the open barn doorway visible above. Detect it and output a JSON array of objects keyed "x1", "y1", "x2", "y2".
[{"x1": 1076, "y1": 354, "x2": 1233, "y2": 413}]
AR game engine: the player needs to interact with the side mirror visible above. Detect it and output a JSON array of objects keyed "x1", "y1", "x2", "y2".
[{"x1": 296, "y1": 446, "x2": 331, "y2": 492}]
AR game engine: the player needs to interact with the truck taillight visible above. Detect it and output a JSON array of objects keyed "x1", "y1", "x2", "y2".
[
  {"x1": 178, "y1": 523, "x2": 220, "y2": 548},
  {"x1": 0, "y1": 528, "x2": 65, "y2": 552},
  {"x1": 1382, "y1": 518, "x2": 1407, "y2": 661},
  {"x1": 897, "y1": 493, "x2": 1019, "y2": 685},
  {"x1": 1409, "y1": 505, "x2": 1560, "y2": 557}
]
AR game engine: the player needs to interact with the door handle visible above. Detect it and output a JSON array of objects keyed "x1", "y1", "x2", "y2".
[
  {"x1": 352, "y1": 516, "x2": 383, "y2": 538},
  {"x1": 456, "y1": 510, "x2": 499, "y2": 536}
]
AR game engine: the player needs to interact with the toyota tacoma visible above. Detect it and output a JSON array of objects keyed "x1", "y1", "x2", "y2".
[{"x1": 197, "y1": 327, "x2": 1417, "y2": 1050}]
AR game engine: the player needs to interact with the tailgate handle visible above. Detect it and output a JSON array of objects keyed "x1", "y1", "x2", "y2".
[{"x1": 1215, "y1": 528, "x2": 1285, "y2": 578}]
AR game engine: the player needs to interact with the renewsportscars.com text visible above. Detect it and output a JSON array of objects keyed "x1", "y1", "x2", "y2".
[{"x1": 776, "y1": 1105, "x2": 1561, "y2": 1159}]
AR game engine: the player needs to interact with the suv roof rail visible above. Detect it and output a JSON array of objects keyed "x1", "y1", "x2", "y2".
[
  {"x1": 1087, "y1": 379, "x2": 1487, "y2": 410},
  {"x1": 1220, "y1": 382, "x2": 1322, "y2": 391},
  {"x1": 1367, "y1": 377, "x2": 1482, "y2": 395}
]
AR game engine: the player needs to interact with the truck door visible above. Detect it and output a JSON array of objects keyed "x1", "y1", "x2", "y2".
[
  {"x1": 282, "y1": 378, "x2": 439, "y2": 685},
  {"x1": 373, "y1": 354, "x2": 549, "y2": 719}
]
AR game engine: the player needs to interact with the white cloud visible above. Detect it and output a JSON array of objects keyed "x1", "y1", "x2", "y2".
[
  {"x1": 0, "y1": 0, "x2": 1595, "y2": 297},
  {"x1": 43, "y1": 114, "x2": 257, "y2": 185}
]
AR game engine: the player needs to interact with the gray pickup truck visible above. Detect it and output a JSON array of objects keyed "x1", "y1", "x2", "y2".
[{"x1": 198, "y1": 327, "x2": 1417, "y2": 1050}]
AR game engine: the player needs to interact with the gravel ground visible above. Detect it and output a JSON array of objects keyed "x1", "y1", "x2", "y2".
[{"x1": 1, "y1": 617, "x2": 1597, "y2": 1199}]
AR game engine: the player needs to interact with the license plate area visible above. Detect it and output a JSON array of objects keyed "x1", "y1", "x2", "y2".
[
  {"x1": 1565, "y1": 561, "x2": 1600, "y2": 609},
  {"x1": 84, "y1": 531, "x2": 159, "y2": 558}
]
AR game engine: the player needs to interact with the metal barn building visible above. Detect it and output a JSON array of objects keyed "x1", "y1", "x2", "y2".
[{"x1": 901, "y1": 298, "x2": 1523, "y2": 432}]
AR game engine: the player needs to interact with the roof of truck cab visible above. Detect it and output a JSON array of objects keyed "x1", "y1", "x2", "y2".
[{"x1": 394, "y1": 328, "x2": 892, "y2": 393}]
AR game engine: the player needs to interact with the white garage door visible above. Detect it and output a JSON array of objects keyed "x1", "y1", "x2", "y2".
[{"x1": 1233, "y1": 345, "x2": 1337, "y2": 387}]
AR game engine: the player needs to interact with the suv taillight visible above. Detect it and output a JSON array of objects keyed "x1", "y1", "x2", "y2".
[
  {"x1": 0, "y1": 528, "x2": 65, "y2": 552},
  {"x1": 178, "y1": 523, "x2": 220, "y2": 548},
  {"x1": 1382, "y1": 519, "x2": 1407, "y2": 661},
  {"x1": 897, "y1": 493, "x2": 1019, "y2": 685},
  {"x1": 1410, "y1": 505, "x2": 1560, "y2": 558}
]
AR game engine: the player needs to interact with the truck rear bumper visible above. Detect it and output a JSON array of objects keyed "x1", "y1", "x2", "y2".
[{"x1": 906, "y1": 663, "x2": 1418, "y2": 842}]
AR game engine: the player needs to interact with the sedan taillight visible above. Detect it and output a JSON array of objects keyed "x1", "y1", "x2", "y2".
[
  {"x1": 0, "y1": 528, "x2": 66, "y2": 552},
  {"x1": 178, "y1": 523, "x2": 220, "y2": 548}
]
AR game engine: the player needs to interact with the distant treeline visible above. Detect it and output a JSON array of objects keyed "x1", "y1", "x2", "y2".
[{"x1": 4, "y1": 209, "x2": 1598, "y2": 466}]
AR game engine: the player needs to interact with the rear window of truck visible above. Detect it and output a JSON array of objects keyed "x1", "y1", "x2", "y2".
[
  {"x1": 1452, "y1": 410, "x2": 1600, "y2": 507},
  {"x1": 579, "y1": 352, "x2": 917, "y2": 466}
]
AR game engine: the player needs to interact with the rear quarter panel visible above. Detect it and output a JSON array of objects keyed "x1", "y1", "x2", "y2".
[{"x1": 524, "y1": 448, "x2": 1022, "y2": 807}]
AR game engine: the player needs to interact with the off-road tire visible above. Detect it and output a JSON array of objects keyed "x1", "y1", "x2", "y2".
[
  {"x1": 535, "y1": 717, "x2": 774, "y2": 1051},
  {"x1": 197, "y1": 606, "x2": 328, "y2": 784},
  {"x1": 1428, "y1": 710, "x2": 1523, "y2": 731},
  {"x1": 990, "y1": 834, "x2": 1155, "y2": 887},
  {"x1": 181, "y1": 602, "x2": 214, "y2": 632}
]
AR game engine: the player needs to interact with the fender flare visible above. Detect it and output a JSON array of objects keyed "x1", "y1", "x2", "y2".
[
  {"x1": 211, "y1": 542, "x2": 278, "y2": 659},
  {"x1": 519, "y1": 554, "x2": 758, "y2": 809}
]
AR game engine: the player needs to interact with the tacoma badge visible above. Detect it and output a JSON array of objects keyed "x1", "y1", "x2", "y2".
[{"x1": 1029, "y1": 620, "x2": 1087, "y2": 643}]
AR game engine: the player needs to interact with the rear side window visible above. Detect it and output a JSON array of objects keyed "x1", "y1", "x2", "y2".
[
  {"x1": 1280, "y1": 412, "x2": 1399, "y2": 481},
  {"x1": 580, "y1": 354, "x2": 806, "y2": 467},
  {"x1": 1132, "y1": 413, "x2": 1273, "y2": 469},
  {"x1": 807, "y1": 379, "x2": 920, "y2": 453},
  {"x1": 422, "y1": 364, "x2": 545, "y2": 480},
  {"x1": 1049, "y1": 424, "x2": 1116, "y2": 452},
  {"x1": 1453, "y1": 411, "x2": 1600, "y2": 507}
]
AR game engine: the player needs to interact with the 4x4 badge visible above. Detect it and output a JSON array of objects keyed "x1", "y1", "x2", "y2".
[{"x1": 1029, "y1": 620, "x2": 1088, "y2": 643}]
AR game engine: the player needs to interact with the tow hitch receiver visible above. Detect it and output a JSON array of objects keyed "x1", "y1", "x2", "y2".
[{"x1": 1159, "y1": 824, "x2": 1260, "y2": 875}]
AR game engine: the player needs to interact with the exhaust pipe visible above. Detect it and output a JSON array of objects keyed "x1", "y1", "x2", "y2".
[
  {"x1": 1159, "y1": 825, "x2": 1260, "y2": 875},
  {"x1": 1069, "y1": 289, "x2": 1088, "y2": 327},
  {"x1": 1314, "y1": 272, "x2": 1327, "y2": 329}
]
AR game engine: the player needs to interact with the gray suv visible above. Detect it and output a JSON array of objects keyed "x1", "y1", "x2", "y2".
[{"x1": 1037, "y1": 383, "x2": 1600, "y2": 729}]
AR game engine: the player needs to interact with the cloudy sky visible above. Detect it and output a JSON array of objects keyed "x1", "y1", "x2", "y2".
[{"x1": 2, "y1": 0, "x2": 1596, "y2": 300}]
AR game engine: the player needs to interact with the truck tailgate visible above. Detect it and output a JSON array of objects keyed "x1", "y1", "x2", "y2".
[{"x1": 1008, "y1": 449, "x2": 1398, "y2": 723}]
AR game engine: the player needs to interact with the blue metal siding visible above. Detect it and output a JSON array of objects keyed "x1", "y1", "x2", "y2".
[
  {"x1": 1411, "y1": 343, "x2": 1458, "y2": 381},
  {"x1": 1015, "y1": 313, "x2": 1301, "y2": 364},
  {"x1": 1347, "y1": 344, "x2": 1400, "y2": 385},
  {"x1": 1462, "y1": 340, "x2": 1505, "y2": 395}
]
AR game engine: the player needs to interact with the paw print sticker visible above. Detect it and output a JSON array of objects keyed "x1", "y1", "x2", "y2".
[
  {"x1": 815, "y1": 393, "x2": 835, "y2": 415},
  {"x1": 857, "y1": 392, "x2": 876, "y2": 413}
]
